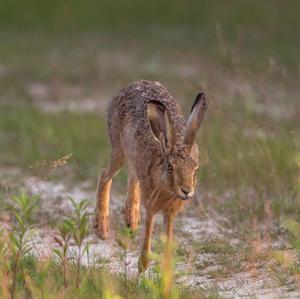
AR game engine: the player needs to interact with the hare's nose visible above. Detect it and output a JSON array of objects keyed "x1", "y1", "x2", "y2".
[{"x1": 181, "y1": 187, "x2": 193, "y2": 197}]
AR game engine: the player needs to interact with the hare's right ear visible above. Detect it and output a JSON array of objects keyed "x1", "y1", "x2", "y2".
[
  {"x1": 147, "y1": 100, "x2": 174, "y2": 155},
  {"x1": 184, "y1": 93, "x2": 208, "y2": 146}
]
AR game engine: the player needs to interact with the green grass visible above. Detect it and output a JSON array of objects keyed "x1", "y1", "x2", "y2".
[
  {"x1": 0, "y1": 193, "x2": 209, "y2": 299},
  {"x1": 0, "y1": 105, "x2": 108, "y2": 180},
  {"x1": 200, "y1": 102, "x2": 298, "y2": 193},
  {"x1": 9, "y1": 255, "x2": 205, "y2": 299}
]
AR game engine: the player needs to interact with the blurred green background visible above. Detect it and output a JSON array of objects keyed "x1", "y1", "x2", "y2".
[
  {"x1": 1, "y1": 0, "x2": 299, "y2": 70},
  {"x1": 0, "y1": 0, "x2": 299, "y2": 218}
]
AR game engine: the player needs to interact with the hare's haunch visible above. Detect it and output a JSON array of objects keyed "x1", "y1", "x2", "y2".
[{"x1": 94, "y1": 80, "x2": 208, "y2": 272}]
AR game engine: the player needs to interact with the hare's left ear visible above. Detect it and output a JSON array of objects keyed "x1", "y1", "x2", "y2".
[
  {"x1": 147, "y1": 100, "x2": 174, "y2": 155},
  {"x1": 184, "y1": 93, "x2": 208, "y2": 145}
]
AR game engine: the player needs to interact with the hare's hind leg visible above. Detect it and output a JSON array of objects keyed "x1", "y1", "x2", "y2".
[
  {"x1": 124, "y1": 168, "x2": 140, "y2": 232},
  {"x1": 94, "y1": 151, "x2": 124, "y2": 239}
]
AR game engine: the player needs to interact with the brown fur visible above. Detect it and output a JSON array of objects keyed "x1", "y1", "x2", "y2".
[{"x1": 94, "y1": 80, "x2": 208, "y2": 272}]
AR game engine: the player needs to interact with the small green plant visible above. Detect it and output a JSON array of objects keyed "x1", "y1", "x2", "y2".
[
  {"x1": 23, "y1": 255, "x2": 52, "y2": 299},
  {"x1": 66, "y1": 197, "x2": 91, "y2": 288},
  {"x1": 7, "y1": 191, "x2": 39, "y2": 299},
  {"x1": 53, "y1": 219, "x2": 73, "y2": 288},
  {"x1": 0, "y1": 228, "x2": 10, "y2": 298},
  {"x1": 116, "y1": 226, "x2": 135, "y2": 285}
]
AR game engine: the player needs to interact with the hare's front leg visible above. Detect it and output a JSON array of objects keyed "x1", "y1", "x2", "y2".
[
  {"x1": 94, "y1": 153, "x2": 124, "y2": 239},
  {"x1": 138, "y1": 212, "x2": 155, "y2": 273},
  {"x1": 125, "y1": 169, "x2": 140, "y2": 232}
]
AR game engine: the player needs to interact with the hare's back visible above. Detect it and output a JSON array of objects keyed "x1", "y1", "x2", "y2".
[
  {"x1": 108, "y1": 80, "x2": 184, "y2": 126},
  {"x1": 107, "y1": 80, "x2": 186, "y2": 158}
]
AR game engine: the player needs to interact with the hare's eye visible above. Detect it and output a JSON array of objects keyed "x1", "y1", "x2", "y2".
[{"x1": 167, "y1": 163, "x2": 173, "y2": 173}]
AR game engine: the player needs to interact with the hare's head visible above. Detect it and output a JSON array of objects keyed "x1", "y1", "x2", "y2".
[{"x1": 147, "y1": 93, "x2": 208, "y2": 200}]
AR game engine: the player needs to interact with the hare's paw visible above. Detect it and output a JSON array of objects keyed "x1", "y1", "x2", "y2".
[
  {"x1": 93, "y1": 215, "x2": 109, "y2": 240},
  {"x1": 125, "y1": 215, "x2": 139, "y2": 233},
  {"x1": 124, "y1": 203, "x2": 140, "y2": 232},
  {"x1": 138, "y1": 251, "x2": 150, "y2": 273}
]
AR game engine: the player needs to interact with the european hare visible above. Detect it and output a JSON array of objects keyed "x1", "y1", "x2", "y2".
[{"x1": 94, "y1": 80, "x2": 208, "y2": 272}]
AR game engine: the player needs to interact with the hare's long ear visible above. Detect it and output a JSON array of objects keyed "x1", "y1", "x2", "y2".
[
  {"x1": 184, "y1": 93, "x2": 208, "y2": 145},
  {"x1": 147, "y1": 100, "x2": 174, "y2": 155}
]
